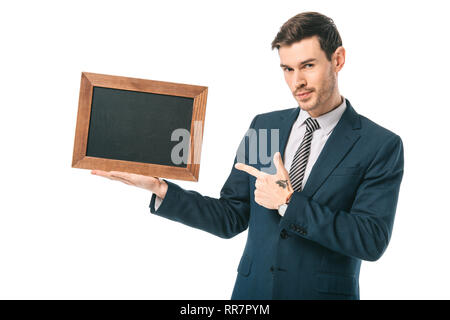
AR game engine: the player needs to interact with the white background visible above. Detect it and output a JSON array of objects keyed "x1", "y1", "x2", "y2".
[{"x1": 1, "y1": 0, "x2": 449, "y2": 299}]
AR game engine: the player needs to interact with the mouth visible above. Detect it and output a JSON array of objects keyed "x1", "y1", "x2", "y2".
[{"x1": 296, "y1": 90, "x2": 313, "y2": 100}]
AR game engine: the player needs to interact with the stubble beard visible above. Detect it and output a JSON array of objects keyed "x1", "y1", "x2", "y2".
[{"x1": 297, "y1": 68, "x2": 336, "y2": 115}]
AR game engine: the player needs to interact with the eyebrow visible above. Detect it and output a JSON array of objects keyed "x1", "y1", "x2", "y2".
[{"x1": 280, "y1": 58, "x2": 317, "y2": 68}]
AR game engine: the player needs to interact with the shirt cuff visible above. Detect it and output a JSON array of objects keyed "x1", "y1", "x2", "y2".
[
  {"x1": 149, "y1": 179, "x2": 173, "y2": 214},
  {"x1": 154, "y1": 194, "x2": 163, "y2": 210}
]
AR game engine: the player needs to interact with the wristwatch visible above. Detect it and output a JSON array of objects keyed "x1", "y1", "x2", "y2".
[{"x1": 278, "y1": 191, "x2": 293, "y2": 217}]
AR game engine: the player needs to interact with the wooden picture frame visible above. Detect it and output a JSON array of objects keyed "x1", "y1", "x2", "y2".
[{"x1": 72, "y1": 72, "x2": 208, "y2": 181}]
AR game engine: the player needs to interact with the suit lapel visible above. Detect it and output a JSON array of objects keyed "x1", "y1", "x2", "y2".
[
  {"x1": 301, "y1": 99, "x2": 361, "y2": 197},
  {"x1": 273, "y1": 99, "x2": 361, "y2": 197}
]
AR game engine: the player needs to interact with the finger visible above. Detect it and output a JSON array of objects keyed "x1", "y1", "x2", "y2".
[
  {"x1": 91, "y1": 170, "x2": 114, "y2": 179},
  {"x1": 109, "y1": 171, "x2": 135, "y2": 184},
  {"x1": 92, "y1": 170, "x2": 132, "y2": 184},
  {"x1": 112, "y1": 176, "x2": 133, "y2": 185},
  {"x1": 234, "y1": 163, "x2": 262, "y2": 178},
  {"x1": 273, "y1": 152, "x2": 289, "y2": 177},
  {"x1": 110, "y1": 171, "x2": 133, "y2": 179}
]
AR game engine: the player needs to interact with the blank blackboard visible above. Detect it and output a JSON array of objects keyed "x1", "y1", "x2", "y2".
[
  {"x1": 86, "y1": 86, "x2": 193, "y2": 168},
  {"x1": 72, "y1": 72, "x2": 208, "y2": 181}
]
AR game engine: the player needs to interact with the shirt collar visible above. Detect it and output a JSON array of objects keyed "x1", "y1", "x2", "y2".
[{"x1": 295, "y1": 95, "x2": 347, "y2": 136}]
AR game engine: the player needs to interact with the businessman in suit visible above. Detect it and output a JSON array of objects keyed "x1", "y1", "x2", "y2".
[{"x1": 92, "y1": 12, "x2": 404, "y2": 299}]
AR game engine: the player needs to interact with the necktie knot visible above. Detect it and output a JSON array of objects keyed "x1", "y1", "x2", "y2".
[{"x1": 305, "y1": 117, "x2": 320, "y2": 132}]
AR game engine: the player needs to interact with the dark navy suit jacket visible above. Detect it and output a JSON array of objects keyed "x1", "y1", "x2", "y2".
[{"x1": 149, "y1": 98, "x2": 404, "y2": 300}]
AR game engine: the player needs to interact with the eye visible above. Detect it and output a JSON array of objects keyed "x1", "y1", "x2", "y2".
[
  {"x1": 304, "y1": 64, "x2": 314, "y2": 69},
  {"x1": 283, "y1": 67, "x2": 293, "y2": 72}
]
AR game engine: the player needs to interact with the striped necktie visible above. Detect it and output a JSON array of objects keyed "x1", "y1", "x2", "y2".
[{"x1": 289, "y1": 117, "x2": 320, "y2": 192}]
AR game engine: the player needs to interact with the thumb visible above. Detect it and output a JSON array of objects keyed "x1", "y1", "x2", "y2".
[{"x1": 274, "y1": 152, "x2": 288, "y2": 177}]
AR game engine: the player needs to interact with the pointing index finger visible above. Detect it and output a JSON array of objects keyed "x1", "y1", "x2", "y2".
[{"x1": 234, "y1": 163, "x2": 262, "y2": 178}]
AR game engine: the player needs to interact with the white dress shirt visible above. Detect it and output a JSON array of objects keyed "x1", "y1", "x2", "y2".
[
  {"x1": 152, "y1": 96, "x2": 347, "y2": 211},
  {"x1": 283, "y1": 95, "x2": 347, "y2": 191}
]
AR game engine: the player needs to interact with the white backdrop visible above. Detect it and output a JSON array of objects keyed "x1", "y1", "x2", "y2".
[{"x1": 1, "y1": 0, "x2": 449, "y2": 299}]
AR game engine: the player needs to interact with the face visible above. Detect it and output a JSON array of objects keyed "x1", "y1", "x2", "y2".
[{"x1": 278, "y1": 36, "x2": 344, "y2": 117}]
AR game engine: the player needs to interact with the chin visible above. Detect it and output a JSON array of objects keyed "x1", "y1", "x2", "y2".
[{"x1": 297, "y1": 100, "x2": 316, "y2": 111}]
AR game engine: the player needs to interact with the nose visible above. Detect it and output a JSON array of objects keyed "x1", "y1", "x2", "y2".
[{"x1": 293, "y1": 71, "x2": 306, "y2": 89}]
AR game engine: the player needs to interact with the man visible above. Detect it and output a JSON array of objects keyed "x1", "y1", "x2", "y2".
[{"x1": 92, "y1": 12, "x2": 404, "y2": 299}]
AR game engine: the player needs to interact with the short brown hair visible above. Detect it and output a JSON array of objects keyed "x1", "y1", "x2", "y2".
[{"x1": 271, "y1": 12, "x2": 342, "y2": 61}]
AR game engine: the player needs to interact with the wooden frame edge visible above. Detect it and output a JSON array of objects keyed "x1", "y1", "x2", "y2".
[{"x1": 71, "y1": 72, "x2": 208, "y2": 182}]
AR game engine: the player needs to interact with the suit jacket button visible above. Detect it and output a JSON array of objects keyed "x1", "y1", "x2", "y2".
[{"x1": 280, "y1": 229, "x2": 288, "y2": 239}]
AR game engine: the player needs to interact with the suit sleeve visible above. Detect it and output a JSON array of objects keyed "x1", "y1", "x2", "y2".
[
  {"x1": 148, "y1": 115, "x2": 259, "y2": 239},
  {"x1": 279, "y1": 134, "x2": 404, "y2": 261}
]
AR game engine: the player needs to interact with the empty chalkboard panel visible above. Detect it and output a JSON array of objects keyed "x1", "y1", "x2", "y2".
[
  {"x1": 86, "y1": 87, "x2": 193, "y2": 167},
  {"x1": 72, "y1": 72, "x2": 208, "y2": 181}
]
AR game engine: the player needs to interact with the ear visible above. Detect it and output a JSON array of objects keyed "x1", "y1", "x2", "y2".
[{"x1": 333, "y1": 46, "x2": 346, "y2": 73}]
